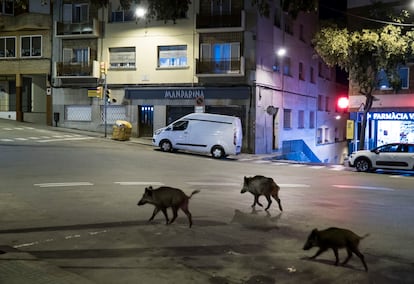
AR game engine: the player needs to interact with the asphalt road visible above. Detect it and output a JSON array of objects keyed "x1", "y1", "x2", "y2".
[{"x1": 0, "y1": 119, "x2": 413, "y2": 284}]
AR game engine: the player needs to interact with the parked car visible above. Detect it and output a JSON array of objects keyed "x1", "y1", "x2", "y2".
[
  {"x1": 348, "y1": 143, "x2": 414, "y2": 172},
  {"x1": 152, "y1": 113, "x2": 243, "y2": 159}
]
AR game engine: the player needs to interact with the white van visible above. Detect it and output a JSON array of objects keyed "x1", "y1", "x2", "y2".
[{"x1": 152, "y1": 113, "x2": 243, "y2": 158}]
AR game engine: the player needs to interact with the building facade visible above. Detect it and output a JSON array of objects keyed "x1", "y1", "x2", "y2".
[
  {"x1": 0, "y1": 0, "x2": 52, "y2": 124},
  {"x1": 2, "y1": 0, "x2": 348, "y2": 163},
  {"x1": 347, "y1": 0, "x2": 414, "y2": 150}
]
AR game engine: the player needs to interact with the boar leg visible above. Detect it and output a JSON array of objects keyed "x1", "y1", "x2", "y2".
[
  {"x1": 332, "y1": 248, "x2": 340, "y2": 266},
  {"x1": 148, "y1": 207, "x2": 160, "y2": 221},
  {"x1": 272, "y1": 195, "x2": 283, "y2": 211},
  {"x1": 252, "y1": 195, "x2": 263, "y2": 208},
  {"x1": 169, "y1": 206, "x2": 179, "y2": 225},
  {"x1": 310, "y1": 247, "x2": 327, "y2": 260},
  {"x1": 264, "y1": 195, "x2": 272, "y2": 210},
  {"x1": 180, "y1": 207, "x2": 193, "y2": 228},
  {"x1": 160, "y1": 208, "x2": 169, "y2": 225},
  {"x1": 345, "y1": 247, "x2": 368, "y2": 271}
]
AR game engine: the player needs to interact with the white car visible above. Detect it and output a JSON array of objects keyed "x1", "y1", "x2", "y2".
[{"x1": 348, "y1": 143, "x2": 414, "y2": 172}]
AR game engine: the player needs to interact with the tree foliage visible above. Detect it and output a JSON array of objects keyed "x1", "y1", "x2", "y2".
[
  {"x1": 252, "y1": 0, "x2": 318, "y2": 18},
  {"x1": 313, "y1": 25, "x2": 414, "y2": 149}
]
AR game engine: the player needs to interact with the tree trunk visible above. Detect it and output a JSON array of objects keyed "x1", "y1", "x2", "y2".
[{"x1": 358, "y1": 94, "x2": 374, "y2": 150}]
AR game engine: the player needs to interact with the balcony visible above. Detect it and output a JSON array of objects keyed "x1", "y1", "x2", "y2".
[
  {"x1": 55, "y1": 19, "x2": 100, "y2": 38},
  {"x1": 0, "y1": 13, "x2": 51, "y2": 31},
  {"x1": 196, "y1": 10, "x2": 245, "y2": 32},
  {"x1": 195, "y1": 57, "x2": 245, "y2": 77},
  {"x1": 55, "y1": 60, "x2": 99, "y2": 78}
]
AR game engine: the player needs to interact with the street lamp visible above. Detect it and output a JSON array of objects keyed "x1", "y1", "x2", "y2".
[{"x1": 135, "y1": 7, "x2": 146, "y2": 23}]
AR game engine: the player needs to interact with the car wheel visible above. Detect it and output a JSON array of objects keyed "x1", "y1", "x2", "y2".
[
  {"x1": 355, "y1": 157, "x2": 371, "y2": 172},
  {"x1": 160, "y1": 140, "x2": 172, "y2": 152},
  {"x1": 211, "y1": 146, "x2": 225, "y2": 159}
]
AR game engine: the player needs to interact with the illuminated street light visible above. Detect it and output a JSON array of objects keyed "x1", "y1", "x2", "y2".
[
  {"x1": 277, "y1": 47, "x2": 286, "y2": 57},
  {"x1": 135, "y1": 7, "x2": 146, "y2": 19}
]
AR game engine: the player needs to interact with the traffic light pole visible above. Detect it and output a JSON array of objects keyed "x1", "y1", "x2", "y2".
[{"x1": 103, "y1": 73, "x2": 108, "y2": 138}]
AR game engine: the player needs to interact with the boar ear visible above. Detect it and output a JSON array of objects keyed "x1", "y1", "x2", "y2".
[{"x1": 244, "y1": 176, "x2": 248, "y2": 183}]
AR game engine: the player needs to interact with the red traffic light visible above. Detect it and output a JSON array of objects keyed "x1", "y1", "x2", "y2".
[{"x1": 337, "y1": 97, "x2": 349, "y2": 110}]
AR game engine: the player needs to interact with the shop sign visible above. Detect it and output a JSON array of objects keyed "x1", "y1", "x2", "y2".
[
  {"x1": 368, "y1": 112, "x2": 414, "y2": 120},
  {"x1": 164, "y1": 89, "x2": 204, "y2": 99}
]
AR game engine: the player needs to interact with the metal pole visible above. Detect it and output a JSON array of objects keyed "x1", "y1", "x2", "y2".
[{"x1": 104, "y1": 73, "x2": 107, "y2": 138}]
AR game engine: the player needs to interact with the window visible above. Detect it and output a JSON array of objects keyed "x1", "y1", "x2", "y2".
[
  {"x1": 324, "y1": 128, "x2": 330, "y2": 143},
  {"x1": 325, "y1": 97, "x2": 330, "y2": 112},
  {"x1": 158, "y1": 45, "x2": 187, "y2": 68},
  {"x1": 212, "y1": 0, "x2": 231, "y2": 16},
  {"x1": 299, "y1": 24, "x2": 305, "y2": 42},
  {"x1": 317, "y1": 128, "x2": 322, "y2": 144},
  {"x1": 63, "y1": 47, "x2": 89, "y2": 64},
  {"x1": 200, "y1": 42, "x2": 240, "y2": 73},
  {"x1": 21, "y1": 36, "x2": 41, "y2": 57},
  {"x1": 0, "y1": 0, "x2": 13, "y2": 15},
  {"x1": 109, "y1": 47, "x2": 136, "y2": 69},
  {"x1": 310, "y1": 66, "x2": 315, "y2": 83},
  {"x1": 283, "y1": 109, "x2": 292, "y2": 129},
  {"x1": 317, "y1": 95, "x2": 323, "y2": 111},
  {"x1": 299, "y1": 62, "x2": 305, "y2": 80},
  {"x1": 0, "y1": 37, "x2": 15, "y2": 58},
  {"x1": 309, "y1": 111, "x2": 315, "y2": 129},
  {"x1": 63, "y1": 3, "x2": 88, "y2": 23},
  {"x1": 172, "y1": 120, "x2": 189, "y2": 131},
  {"x1": 377, "y1": 67, "x2": 409, "y2": 90},
  {"x1": 283, "y1": 57, "x2": 291, "y2": 76},
  {"x1": 298, "y1": 110, "x2": 305, "y2": 128},
  {"x1": 111, "y1": 10, "x2": 135, "y2": 22},
  {"x1": 318, "y1": 61, "x2": 323, "y2": 77},
  {"x1": 274, "y1": 8, "x2": 281, "y2": 27}
]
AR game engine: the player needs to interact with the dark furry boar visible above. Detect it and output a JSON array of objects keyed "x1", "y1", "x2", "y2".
[
  {"x1": 303, "y1": 227, "x2": 369, "y2": 271},
  {"x1": 137, "y1": 186, "x2": 200, "y2": 228},
  {"x1": 241, "y1": 175, "x2": 282, "y2": 211}
]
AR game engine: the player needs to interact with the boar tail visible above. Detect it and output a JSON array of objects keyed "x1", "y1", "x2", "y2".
[
  {"x1": 189, "y1": 190, "x2": 201, "y2": 198},
  {"x1": 360, "y1": 233, "x2": 370, "y2": 240}
]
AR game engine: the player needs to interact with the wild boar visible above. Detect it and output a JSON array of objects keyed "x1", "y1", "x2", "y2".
[
  {"x1": 240, "y1": 175, "x2": 282, "y2": 211},
  {"x1": 303, "y1": 227, "x2": 369, "y2": 271},
  {"x1": 137, "y1": 186, "x2": 200, "y2": 228}
]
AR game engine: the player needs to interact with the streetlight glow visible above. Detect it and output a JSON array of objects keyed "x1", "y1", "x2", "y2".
[
  {"x1": 135, "y1": 7, "x2": 146, "y2": 18},
  {"x1": 277, "y1": 47, "x2": 286, "y2": 57}
]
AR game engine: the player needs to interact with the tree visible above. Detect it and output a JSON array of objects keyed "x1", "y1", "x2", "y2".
[{"x1": 312, "y1": 24, "x2": 414, "y2": 149}]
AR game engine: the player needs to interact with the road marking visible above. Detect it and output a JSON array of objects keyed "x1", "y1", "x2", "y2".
[
  {"x1": 0, "y1": 138, "x2": 13, "y2": 142},
  {"x1": 15, "y1": 138, "x2": 28, "y2": 141},
  {"x1": 309, "y1": 166, "x2": 326, "y2": 169},
  {"x1": 289, "y1": 164, "x2": 306, "y2": 167},
  {"x1": 34, "y1": 182, "x2": 94, "y2": 188},
  {"x1": 280, "y1": 183, "x2": 311, "y2": 188},
  {"x1": 115, "y1": 181, "x2": 165, "y2": 186},
  {"x1": 186, "y1": 182, "x2": 240, "y2": 186},
  {"x1": 37, "y1": 137, "x2": 94, "y2": 143},
  {"x1": 333, "y1": 184, "x2": 395, "y2": 191}
]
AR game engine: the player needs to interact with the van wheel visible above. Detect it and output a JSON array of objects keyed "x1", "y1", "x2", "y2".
[
  {"x1": 211, "y1": 146, "x2": 225, "y2": 159},
  {"x1": 160, "y1": 140, "x2": 172, "y2": 152}
]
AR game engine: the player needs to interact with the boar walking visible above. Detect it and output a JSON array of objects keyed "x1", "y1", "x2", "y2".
[
  {"x1": 303, "y1": 227, "x2": 369, "y2": 271},
  {"x1": 137, "y1": 186, "x2": 200, "y2": 228},
  {"x1": 241, "y1": 175, "x2": 282, "y2": 211}
]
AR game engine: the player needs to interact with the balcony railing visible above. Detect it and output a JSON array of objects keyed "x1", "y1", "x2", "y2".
[
  {"x1": 196, "y1": 10, "x2": 245, "y2": 31},
  {"x1": 55, "y1": 19, "x2": 100, "y2": 38},
  {"x1": 0, "y1": 13, "x2": 51, "y2": 31},
  {"x1": 195, "y1": 57, "x2": 245, "y2": 77},
  {"x1": 55, "y1": 61, "x2": 99, "y2": 78}
]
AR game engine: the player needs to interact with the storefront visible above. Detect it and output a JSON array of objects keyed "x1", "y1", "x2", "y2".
[
  {"x1": 124, "y1": 86, "x2": 251, "y2": 151},
  {"x1": 351, "y1": 111, "x2": 414, "y2": 149}
]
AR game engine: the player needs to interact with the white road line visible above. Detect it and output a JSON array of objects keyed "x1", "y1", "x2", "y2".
[
  {"x1": 0, "y1": 138, "x2": 13, "y2": 142},
  {"x1": 114, "y1": 181, "x2": 165, "y2": 186},
  {"x1": 34, "y1": 182, "x2": 94, "y2": 188},
  {"x1": 309, "y1": 166, "x2": 326, "y2": 169},
  {"x1": 280, "y1": 184, "x2": 311, "y2": 188},
  {"x1": 15, "y1": 138, "x2": 28, "y2": 141},
  {"x1": 186, "y1": 182, "x2": 240, "y2": 186},
  {"x1": 28, "y1": 137, "x2": 40, "y2": 139},
  {"x1": 37, "y1": 137, "x2": 94, "y2": 143},
  {"x1": 253, "y1": 160, "x2": 271, "y2": 164},
  {"x1": 333, "y1": 184, "x2": 395, "y2": 191},
  {"x1": 3, "y1": 128, "x2": 13, "y2": 131},
  {"x1": 289, "y1": 164, "x2": 306, "y2": 167}
]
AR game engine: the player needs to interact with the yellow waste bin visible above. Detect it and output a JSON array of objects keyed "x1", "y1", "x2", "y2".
[{"x1": 112, "y1": 120, "x2": 132, "y2": 141}]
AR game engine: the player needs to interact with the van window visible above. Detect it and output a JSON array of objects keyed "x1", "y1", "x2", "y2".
[{"x1": 172, "y1": 120, "x2": 188, "y2": 131}]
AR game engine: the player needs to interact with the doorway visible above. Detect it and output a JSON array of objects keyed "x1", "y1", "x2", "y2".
[{"x1": 138, "y1": 105, "x2": 153, "y2": 137}]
